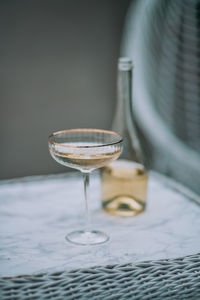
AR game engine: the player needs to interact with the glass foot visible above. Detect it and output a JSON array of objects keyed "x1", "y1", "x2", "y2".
[{"x1": 65, "y1": 230, "x2": 109, "y2": 245}]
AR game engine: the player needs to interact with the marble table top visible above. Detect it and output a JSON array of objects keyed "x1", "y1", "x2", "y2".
[{"x1": 0, "y1": 171, "x2": 200, "y2": 277}]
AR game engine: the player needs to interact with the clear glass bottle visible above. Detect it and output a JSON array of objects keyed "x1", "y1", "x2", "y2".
[{"x1": 101, "y1": 57, "x2": 148, "y2": 216}]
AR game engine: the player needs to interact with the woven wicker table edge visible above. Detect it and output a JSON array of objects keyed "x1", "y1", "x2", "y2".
[{"x1": 0, "y1": 252, "x2": 200, "y2": 299}]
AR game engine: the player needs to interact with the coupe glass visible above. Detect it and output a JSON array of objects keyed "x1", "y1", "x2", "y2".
[{"x1": 48, "y1": 129, "x2": 123, "y2": 245}]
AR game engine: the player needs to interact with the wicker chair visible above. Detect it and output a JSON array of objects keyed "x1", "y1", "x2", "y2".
[{"x1": 122, "y1": 0, "x2": 200, "y2": 194}]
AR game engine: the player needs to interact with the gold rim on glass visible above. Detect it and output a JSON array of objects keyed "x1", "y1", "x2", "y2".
[{"x1": 48, "y1": 128, "x2": 123, "y2": 148}]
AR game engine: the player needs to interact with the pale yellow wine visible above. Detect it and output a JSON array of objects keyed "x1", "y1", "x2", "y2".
[
  {"x1": 50, "y1": 142, "x2": 121, "y2": 171},
  {"x1": 101, "y1": 159, "x2": 148, "y2": 216}
]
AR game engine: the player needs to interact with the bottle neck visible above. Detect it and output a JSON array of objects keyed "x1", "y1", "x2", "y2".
[
  {"x1": 112, "y1": 58, "x2": 145, "y2": 165},
  {"x1": 118, "y1": 58, "x2": 133, "y2": 123},
  {"x1": 118, "y1": 67, "x2": 132, "y2": 127},
  {"x1": 112, "y1": 59, "x2": 132, "y2": 135}
]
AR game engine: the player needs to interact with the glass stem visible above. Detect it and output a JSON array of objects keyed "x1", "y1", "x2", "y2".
[{"x1": 83, "y1": 172, "x2": 91, "y2": 231}]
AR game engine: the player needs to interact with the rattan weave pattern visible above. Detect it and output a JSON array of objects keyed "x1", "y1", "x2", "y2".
[
  {"x1": 122, "y1": 0, "x2": 200, "y2": 194},
  {"x1": 1, "y1": 253, "x2": 200, "y2": 299}
]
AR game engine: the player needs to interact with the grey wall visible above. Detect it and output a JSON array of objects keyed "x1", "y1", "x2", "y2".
[{"x1": 0, "y1": 0, "x2": 131, "y2": 179}]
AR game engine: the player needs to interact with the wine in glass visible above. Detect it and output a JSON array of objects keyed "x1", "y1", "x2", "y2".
[{"x1": 48, "y1": 129, "x2": 123, "y2": 245}]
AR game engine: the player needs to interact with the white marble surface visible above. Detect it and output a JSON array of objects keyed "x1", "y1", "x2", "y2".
[{"x1": 0, "y1": 171, "x2": 200, "y2": 277}]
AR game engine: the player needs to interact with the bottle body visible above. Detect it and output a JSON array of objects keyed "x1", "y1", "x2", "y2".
[{"x1": 101, "y1": 58, "x2": 148, "y2": 216}]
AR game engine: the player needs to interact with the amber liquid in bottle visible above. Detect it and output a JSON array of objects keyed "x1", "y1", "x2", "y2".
[
  {"x1": 101, "y1": 58, "x2": 148, "y2": 216},
  {"x1": 102, "y1": 159, "x2": 148, "y2": 216}
]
